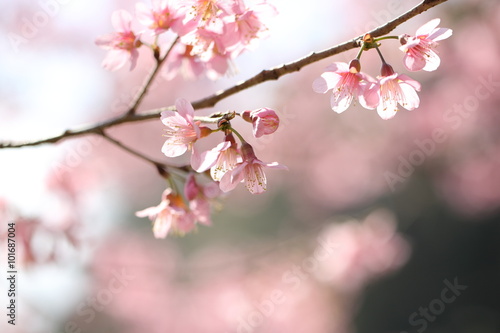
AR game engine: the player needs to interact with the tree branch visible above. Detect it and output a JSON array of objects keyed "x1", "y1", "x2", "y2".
[{"x1": 0, "y1": 0, "x2": 448, "y2": 149}]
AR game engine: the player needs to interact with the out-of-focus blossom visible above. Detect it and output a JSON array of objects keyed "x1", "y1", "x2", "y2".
[
  {"x1": 313, "y1": 60, "x2": 379, "y2": 113},
  {"x1": 163, "y1": 43, "x2": 206, "y2": 79},
  {"x1": 136, "y1": 188, "x2": 196, "y2": 238},
  {"x1": 376, "y1": 63, "x2": 421, "y2": 119},
  {"x1": 220, "y1": 143, "x2": 287, "y2": 194},
  {"x1": 400, "y1": 18, "x2": 453, "y2": 72},
  {"x1": 222, "y1": 0, "x2": 278, "y2": 56},
  {"x1": 191, "y1": 134, "x2": 241, "y2": 181},
  {"x1": 136, "y1": 0, "x2": 194, "y2": 36},
  {"x1": 161, "y1": 98, "x2": 209, "y2": 157},
  {"x1": 314, "y1": 210, "x2": 411, "y2": 292},
  {"x1": 184, "y1": 174, "x2": 220, "y2": 225},
  {"x1": 241, "y1": 107, "x2": 280, "y2": 138},
  {"x1": 95, "y1": 10, "x2": 142, "y2": 71}
]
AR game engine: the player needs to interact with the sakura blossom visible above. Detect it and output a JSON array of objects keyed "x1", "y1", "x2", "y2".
[
  {"x1": 312, "y1": 60, "x2": 379, "y2": 113},
  {"x1": 241, "y1": 107, "x2": 280, "y2": 138},
  {"x1": 184, "y1": 174, "x2": 220, "y2": 225},
  {"x1": 135, "y1": 188, "x2": 196, "y2": 238},
  {"x1": 399, "y1": 18, "x2": 453, "y2": 72},
  {"x1": 376, "y1": 63, "x2": 421, "y2": 120},
  {"x1": 314, "y1": 210, "x2": 411, "y2": 292},
  {"x1": 161, "y1": 98, "x2": 207, "y2": 157},
  {"x1": 191, "y1": 134, "x2": 241, "y2": 181},
  {"x1": 135, "y1": 0, "x2": 194, "y2": 36},
  {"x1": 219, "y1": 143, "x2": 287, "y2": 194},
  {"x1": 95, "y1": 10, "x2": 142, "y2": 71}
]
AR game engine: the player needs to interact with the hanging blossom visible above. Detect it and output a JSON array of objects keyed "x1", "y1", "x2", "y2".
[
  {"x1": 95, "y1": 10, "x2": 142, "y2": 71},
  {"x1": 399, "y1": 18, "x2": 453, "y2": 72},
  {"x1": 376, "y1": 63, "x2": 421, "y2": 120},
  {"x1": 220, "y1": 142, "x2": 287, "y2": 194},
  {"x1": 184, "y1": 174, "x2": 220, "y2": 225},
  {"x1": 135, "y1": 188, "x2": 196, "y2": 238},
  {"x1": 191, "y1": 133, "x2": 241, "y2": 181},
  {"x1": 241, "y1": 107, "x2": 279, "y2": 138},
  {"x1": 161, "y1": 98, "x2": 210, "y2": 158},
  {"x1": 312, "y1": 59, "x2": 380, "y2": 113}
]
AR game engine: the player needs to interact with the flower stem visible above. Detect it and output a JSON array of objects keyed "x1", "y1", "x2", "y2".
[
  {"x1": 375, "y1": 46, "x2": 387, "y2": 64},
  {"x1": 374, "y1": 35, "x2": 399, "y2": 42}
]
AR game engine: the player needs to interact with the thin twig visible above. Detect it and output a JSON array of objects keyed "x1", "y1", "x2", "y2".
[
  {"x1": 128, "y1": 37, "x2": 179, "y2": 115},
  {"x1": 0, "y1": 0, "x2": 448, "y2": 149},
  {"x1": 98, "y1": 130, "x2": 166, "y2": 168}
]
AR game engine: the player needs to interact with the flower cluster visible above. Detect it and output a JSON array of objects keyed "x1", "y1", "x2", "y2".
[
  {"x1": 313, "y1": 18, "x2": 452, "y2": 119},
  {"x1": 136, "y1": 98, "x2": 286, "y2": 237},
  {"x1": 95, "y1": 0, "x2": 277, "y2": 79}
]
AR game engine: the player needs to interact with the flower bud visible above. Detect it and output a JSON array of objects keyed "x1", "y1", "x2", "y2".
[{"x1": 241, "y1": 108, "x2": 280, "y2": 138}]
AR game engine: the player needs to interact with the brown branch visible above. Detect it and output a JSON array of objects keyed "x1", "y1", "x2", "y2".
[
  {"x1": 128, "y1": 37, "x2": 179, "y2": 115},
  {"x1": 0, "y1": 0, "x2": 448, "y2": 149}
]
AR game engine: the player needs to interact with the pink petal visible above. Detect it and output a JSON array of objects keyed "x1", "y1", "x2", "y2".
[
  {"x1": 313, "y1": 72, "x2": 341, "y2": 93},
  {"x1": 421, "y1": 49, "x2": 441, "y2": 71},
  {"x1": 428, "y1": 27, "x2": 452, "y2": 42},
  {"x1": 135, "y1": 3, "x2": 154, "y2": 27},
  {"x1": 101, "y1": 49, "x2": 129, "y2": 71},
  {"x1": 191, "y1": 141, "x2": 230, "y2": 172},
  {"x1": 398, "y1": 74, "x2": 421, "y2": 91},
  {"x1": 359, "y1": 82, "x2": 380, "y2": 109},
  {"x1": 161, "y1": 139, "x2": 188, "y2": 157},
  {"x1": 330, "y1": 86, "x2": 354, "y2": 113},
  {"x1": 398, "y1": 83, "x2": 420, "y2": 110},
  {"x1": 416, "y1": 18, "x2": 440, "y2": 37},
  {"x1": 112, "y1": 9, "x2": 133, "y2": 33},
  {"x1": 377, "y1": 100, "x2": 398, "y2": 120},
  {"x1": 324, "y1": 62, "x2": 349, "y2": 73},
  {"x1": 219, "y1": 166, "x2": 243, "y2": 193},
  {"x1": 175, "y1": 98, "x2": 195, "y2": 122},
  {"x1": 403, "y1": 52, "x2": 426, "y2": 72}
]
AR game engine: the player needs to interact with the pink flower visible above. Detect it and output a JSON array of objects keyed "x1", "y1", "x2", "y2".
[
  {"x1": 95, "y1": 10, "x2": 142, "y2": 71},
  {"x1": 191, "y1": 134, "x2": 241, "y2": 181},
  {"x1": 184, "y1": 174, "x2": 220, "y2": 225},
  {"x1": 135, "y1": 188, "x2": 196, "y2": 238},
  {"x1": 220, "y1": 143, "x2": 287, "y2": 194},
  {"x1": 241, "y1": 107, "x2": 279, "y2": 138},
  {"x1": 376, "y1": 63, "x2": 421, "y2": 120},
  {"x1": 161, "y1": 98, "x2": 202, "y2": 157},
  {"x1": 312, "y1": 60, "x2": 379, "y2": 113},
  {"x1": 399, "y1": 18, "x2": 452, "y2": 72},
  {"x1": 222, "y1": 0, "x2": 278, "y2": 56},
  {"x1": 162, "y1": 43, "x2": 206, "y2": 80},
  {"x1": 135, "y1": 0, "x2": 195, "y2": 36}
]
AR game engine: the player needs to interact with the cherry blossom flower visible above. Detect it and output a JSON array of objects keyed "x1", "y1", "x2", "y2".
[
  {"x1": 184, "y1": 174, "x2": 220, "y2": 225},
  {"x1": 314, "y1": 210, "x2": 411, "y2": 292},
  {"x1": 376, "y1": 63, "x2": 421, "y2": 120},
  {"x1": 135, "y1": 0, "x2": 195, "y2": 36},
  {"x1": 95, "y1": 10, "x2": 142, "y2": 71},
  {"x1": 312, "y1": 59, "x2": 379, "y2": 113},
  {"x1": 163, "y1": 43, "x2": 206, "y2": 80},
  {"x1": 135, "y1": 188, "x2": 196, "y2": 238},
  {"x1": 241, "y1": 107, "x2": 279, "y2": 138},
  {"x1": 220, "y1": 143, "x2": 287, "y2": 194},
  {"x1": 399, "y1": 18, "x2": 453, "y2": 72},
  {"x1": 222, "y1": 0, "x2": 278, "y2": 56},
  {"x1": 161, "y1": 98, "x2": 210, "y2": 157},
  {"x1": 191, "y1": 134, "x2": 241, "y2": 181}
]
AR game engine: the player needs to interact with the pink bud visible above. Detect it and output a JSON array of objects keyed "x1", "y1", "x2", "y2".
[{"x1": 242, "y1": 108, "x2": 280, "y2": 138}]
